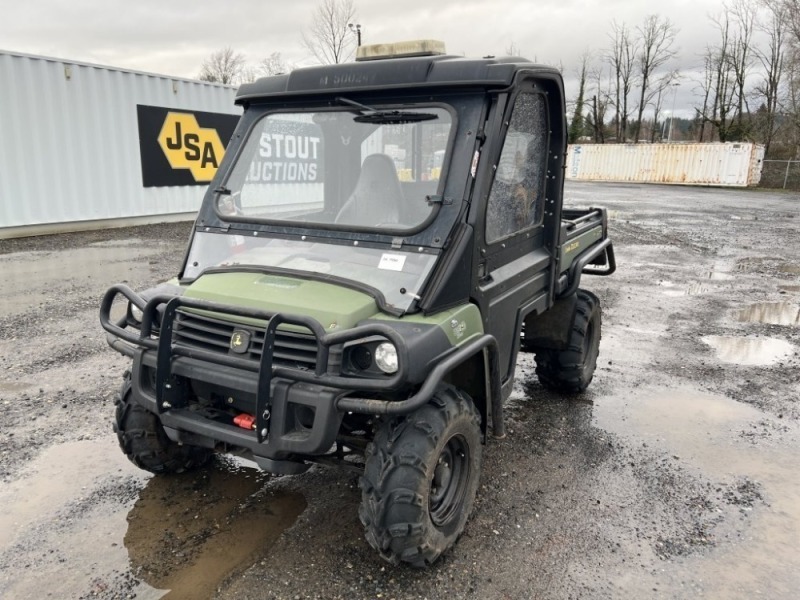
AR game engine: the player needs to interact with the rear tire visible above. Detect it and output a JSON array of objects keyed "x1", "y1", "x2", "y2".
[
  {"x1": 359, "y1": 385, "x2": 482, "y2": 567},
  {"x1": 534, "y1": 289, "x2": 601, "y2": 394},
  {"x1": 114, "y1": 374, "x2": 211, "y2": 474}
]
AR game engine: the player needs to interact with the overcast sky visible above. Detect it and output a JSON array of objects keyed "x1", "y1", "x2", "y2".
[{"x1": 4, "y1": 0, "x2": 742, "y2": 117}]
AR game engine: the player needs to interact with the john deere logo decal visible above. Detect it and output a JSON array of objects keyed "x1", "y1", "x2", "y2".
[
  {"x1": 230, "y1": 330, "x2": 251, "y2": 354},
  {"x1": 137, "y1": 105, "x2": 239, "y2": 188}
]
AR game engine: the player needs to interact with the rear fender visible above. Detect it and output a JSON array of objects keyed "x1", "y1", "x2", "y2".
[{"x1": 523, "y1": 293, "x2": 578, "y2": 351}]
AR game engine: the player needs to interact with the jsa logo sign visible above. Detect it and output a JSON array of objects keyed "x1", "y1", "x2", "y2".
[
  {"x1": 158, "y1": 112, "x2": 224, "y2": 182},
  {"x1": 137, "y1": 105, "x2": 239, "y2": 188}
]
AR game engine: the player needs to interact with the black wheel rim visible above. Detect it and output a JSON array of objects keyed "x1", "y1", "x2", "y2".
[{"x1": 429, "y1": 434, "x2": 470, "y2": 528}]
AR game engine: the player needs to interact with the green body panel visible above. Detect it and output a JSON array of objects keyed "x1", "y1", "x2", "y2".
[
  {"x1": 374, "y1": 303, "x2": 484, "y2": 347},
  {"x1": 183, "y1": 272, "x2": 379, "y2": 331},
  {"x1": 559, "y1": 226, "x2": 604, "y2": 273}
]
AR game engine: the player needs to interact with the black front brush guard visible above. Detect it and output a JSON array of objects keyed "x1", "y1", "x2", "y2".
[{"x1": 100, "y1": 285, "x2": 503, "y2": 440}]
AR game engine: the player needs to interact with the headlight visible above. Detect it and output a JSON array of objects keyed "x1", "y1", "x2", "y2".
[
  {"x1": 130, "y1": 303, "x2": 143, "y2": 323},
  {"x1": 374, "y1": 342, "x2": 398, "y2": 374}
]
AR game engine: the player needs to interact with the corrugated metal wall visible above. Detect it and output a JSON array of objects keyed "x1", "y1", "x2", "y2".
[
  {"x1": 0, "y1": 51, "x2": 241, "y2": 235},
  {"x1": 566, "y1": 143, "x2": 765, "y2": 187}
]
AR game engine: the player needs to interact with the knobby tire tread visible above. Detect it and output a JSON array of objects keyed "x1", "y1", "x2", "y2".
[
  {"x1": 113, "y1": 374, "x2": 211, "y2": 474},
  {"x1": 534, "y1": 289, "x2": 601, "y2": 394},
  {"x1": 359, "y1": 385, "x2": 481, "y2": 567}
]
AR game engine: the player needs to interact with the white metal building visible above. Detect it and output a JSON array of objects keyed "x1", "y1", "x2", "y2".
[
  {"x1": 0, "y1": 51, "x2": 241, "y2": 239},
  {"x1": 566, "y1": 142, "x2": 765, "y2": 187}
]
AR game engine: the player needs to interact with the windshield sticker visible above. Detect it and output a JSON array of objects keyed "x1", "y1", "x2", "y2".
[
  {"x1": 246, "y1": 120, "x2": 324, "y2": 184},
  {"x1": 378, "y1": 253, "x2": 406, "y2": 271}
]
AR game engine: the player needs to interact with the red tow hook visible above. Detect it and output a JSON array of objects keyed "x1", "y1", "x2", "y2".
[{"x1": 233, "y1": 413, "x2": 256, "y2": 430}]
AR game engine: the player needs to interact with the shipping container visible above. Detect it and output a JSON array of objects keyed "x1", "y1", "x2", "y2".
[
  {"x1": 0, "y1": 51, "x2": 242, "y2": 238},
  {"x1": 565, "y1": 142, "x2": 765, "y2": 187}
]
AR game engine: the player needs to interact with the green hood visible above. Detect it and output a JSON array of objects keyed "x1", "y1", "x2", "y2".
[{"x1": 183, "y1": 272, "x2": 380, "y2": 330}]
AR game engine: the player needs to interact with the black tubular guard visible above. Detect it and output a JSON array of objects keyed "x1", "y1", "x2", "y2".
[
  {"x1": 99, "y1": 284, "x2": 504, "y2": 436},
  {"x1": 557, "y1": 239, "x2": 616, "y2": 299}
]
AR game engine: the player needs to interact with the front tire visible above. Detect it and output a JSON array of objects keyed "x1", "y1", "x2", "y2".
[
  {"x1": 359, "y1": 385, "x2": 482, "y2": 567},
  {"x1": 534, "y1": 289, "x2": 601, "y2": 394},
  {"x1": 114, "y1": 374, "x2": 211, "y2": 474}
]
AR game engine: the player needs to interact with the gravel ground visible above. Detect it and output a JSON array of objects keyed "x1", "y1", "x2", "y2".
[{"x1": 1, "y1": 181, "x2": 799, "y2": 599}]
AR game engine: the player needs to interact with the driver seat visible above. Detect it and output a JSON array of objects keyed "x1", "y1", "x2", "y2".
[{"x1": 335, "y1": 154, "x2": 403, "y2": 227}]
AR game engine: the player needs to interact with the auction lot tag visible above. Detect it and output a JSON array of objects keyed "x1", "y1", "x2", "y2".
[{"x1": 378, "y1": 253, "x2": 406, "y2": 271}]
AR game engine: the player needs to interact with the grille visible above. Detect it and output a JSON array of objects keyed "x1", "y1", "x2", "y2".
[{"x1": 172, "y1": 310, "x2": 319, "y2": 370}]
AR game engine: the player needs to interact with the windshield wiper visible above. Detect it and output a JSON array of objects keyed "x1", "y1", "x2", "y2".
[
  {"x1": 336, "y1": 96, "x2": 377, "y2": 114},
  {"x1": 355, "y1": 112, "x2": 438, "y2": 124},
  {"x1": 335, "y1": 96, "x2": 438, "y2": 124}
]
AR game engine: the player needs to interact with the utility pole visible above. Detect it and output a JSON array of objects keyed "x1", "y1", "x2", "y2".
[{"x1": 348, "y1": 23, "x2": 362, "y2": 47}]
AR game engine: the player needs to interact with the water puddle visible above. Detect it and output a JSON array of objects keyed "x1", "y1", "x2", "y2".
[
  {"x1": 661, "y1": 281, "x2": 710, "y2": 296},
  {"x1": 707, "y1": 271, "x2": 734, "y2": 281},
  {"x1": 1, "y1": 246, "x2": 159, "y2": 286},
  {"x1": 0, "y1": 439, "x2": 145, "y2": 599},
  {"x1": 0, "y1": 439, "x2": 306, "y2": 599},
  {"x1": 702, "y1": 335, "x2": 794, "y2": 365},
  {"x1": 734, "y1": 302, "x2": 800, "y2": 326},
  {"x1": 779, "y1": 264, "x2": 800, "y2": 275},
  {"x1": 125, "y1": 464, "x2": 306, "y2": 599},
  {"x1": 594, "y1": 387, "x2": 800, "y2": 598},
  {"x1": 0, "y1": 439, "x2": 139, "y2": 548},
  {"x1": 594, "y1": 389, "x2": 763, "y2": 473},
  {"x1": 90, "y1": 238, "x2": 147, "y2": 248},
  {"x1": 736, "y1": 257, "x2": 770, "y2": 272},
  {"x1": 0, "y1": 245, "x2": 161, "y2": 316},
  {"x1": 0, "y1": 379, "x2": 35, "y2": 395}
]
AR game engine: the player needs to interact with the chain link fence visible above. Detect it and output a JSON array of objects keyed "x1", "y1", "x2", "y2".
[{"x1": 760, "y1": 160, "x2": 800, "y2": 190}]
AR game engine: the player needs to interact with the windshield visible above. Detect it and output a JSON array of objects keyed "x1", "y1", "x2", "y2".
[
  {"x1": 218, "y1": 105, "x2": 453, "y2": 231},
  {"x1": 183, "y1": 231, "x2": 437, "y2": 313}
]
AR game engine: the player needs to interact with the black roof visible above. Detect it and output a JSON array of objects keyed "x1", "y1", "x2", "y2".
[{"x1": 235, "y1": 55, "x2": 561, "y2": 104}]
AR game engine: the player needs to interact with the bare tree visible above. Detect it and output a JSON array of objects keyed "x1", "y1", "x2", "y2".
[
  {"x1": 695, "y1": 49, "x2": 716, "y2": 142},
  {"x1": 751, "y1": 0, "x2": 788, "y2": 155},
  {"x1": 586, "y1": 65, "x2": 612, "y2": 143},
  {"x1": 787, "y1": 52, "x2": 800, "y2": 155},
  {"x1": 606, "y1": 21, "x2": 639, "y2": 141},
  {"x1": 505, "y1": 40, "x2": 522, "y2": 56},
  {"x1": 198, "y1": 47, "x2": 247, "y2": 85},
  {"x1": 783, "y1": 0, "x2": 800, "y2": 47},
  {"x1": 301, "y1": 0, "x2": 358, "y2": 64},
  {"x1": 696, "y1": 11, "x2": 739, "y2": 142},
  {"x1": 648, "y1": 72, "x2": 680, "y2": 141},
  {"x1": 569, "y1": 51, "x2": 591, "y2": 143},
  {"x1": 632, "y1": 15, "x2": 679, "y2": 142},
  {"x1": 729, "y1": 0, "x2": 758, "y2": 138},
  {"x1": 782, "y1": 0, "x2": 800, "y2": 156},
  {"x1": 259, "y1": 52, "x2": 291, "y2": 76}
]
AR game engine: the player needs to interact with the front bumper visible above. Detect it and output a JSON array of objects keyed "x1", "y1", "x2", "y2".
[
  {"x1": 130, "y1": 346, "x2": 341, "y2": 474},
  {"x1": 100, "y1": 285, "x2": 502, "y2": 473}
]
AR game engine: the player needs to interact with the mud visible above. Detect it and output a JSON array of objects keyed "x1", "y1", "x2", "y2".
[
  {"x1": 1, "y1": 183, "x2": 799, "y2": 599},
  {"x1": 124, "y1": 462, "x2": 305, "y2": 599}
]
